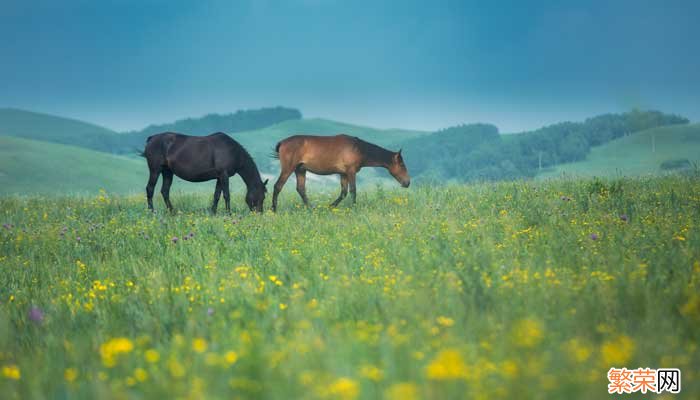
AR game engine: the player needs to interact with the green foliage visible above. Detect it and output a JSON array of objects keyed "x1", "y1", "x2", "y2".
[
  {"x1": 540, "y1": 123, "x2": 700, "y2": 179},
  {"x1": 1, "y1": 177, "x2": 699, "y2": 398},
  {"x1": 120, "y1": 107, "x2": 303, "y2": 151},
  {"x1": 400, "y1": 110, "x2": 689, "y2": 182},
  {"x1": 660, "y1": 158, "x2": 692, "y2": 171},
  {"x1": 401, "y1": 123, "x2": 500, "y2": 177}
]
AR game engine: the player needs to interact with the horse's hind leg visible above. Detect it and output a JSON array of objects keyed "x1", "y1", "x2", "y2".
[
  {"x1": 161, "y1": 168, "x2": 174, "y2": 212},
  {"x1": 146, "y1": 168, "x2": 160, "y2": 211},
  {"x1": 211, "y1": 179, "x2": 222, "y2": 214},
  {"x1": 272, "y1": 168, "x2": 293, "y2": 212},
  {"x1": 330, "y1": 174, "x2": 349, "y2": 207},
  {"x1": 220, "y1": 174, "x2": 231, "y2": 214},
  {"x1": 348, "y1": 172, "x2": 357, "y2": 205},
  {"x1": 295, "y1": 166, "x2": 310, "y2": 207}
]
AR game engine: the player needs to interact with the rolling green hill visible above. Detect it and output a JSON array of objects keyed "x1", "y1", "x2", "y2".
[
  {"x1": 0, "y1": 137, "x2": 257, "y2": 196},
  {"x1": 0, "y1": 136, "x2": 146, "y2": 195},
  {"x1": 0, "y1": 108, "x2": 122, "y2": 152},
  {"x1": 538, "y1": 123, "x2": 700, "y2": 179}
]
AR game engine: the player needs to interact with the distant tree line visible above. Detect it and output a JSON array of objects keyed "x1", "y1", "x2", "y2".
[
  {"x1": 111, "y1": 106, "x2": 302, "y2": 153},
  {"x1": 400, "y1": 110, "x2": 689, "y2": 182}
]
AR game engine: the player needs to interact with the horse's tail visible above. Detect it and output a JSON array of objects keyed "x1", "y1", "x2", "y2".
[
  {"x1": 269, "y1": 141, "x2": 281, "y2": 159},
  {"x1": 139, "y1": 135, "x2": 155, "y2": 157}
]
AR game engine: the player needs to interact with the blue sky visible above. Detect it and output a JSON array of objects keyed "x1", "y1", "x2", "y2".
[{"x1": 1, "y1": 0, "x2": 698, "y2": 132}]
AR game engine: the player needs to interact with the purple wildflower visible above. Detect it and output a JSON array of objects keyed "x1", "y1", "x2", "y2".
[
  {"x1": 590, "y1": 233, "x2": 599, "y2": 241},
  {"x1": 2, "y1": 223, "x2": 11, "y2": 230},
  {"x1": 188, "y1": 232, "x2": 195, "y2": 238},
  {"x1": 560, "y1": 195, "x2": 571, "y2": 201},
  {"x1": 76, "y1": 236, "x2": 81, "y2": 242},
  {"x1": 619, "y1": 214, "x2": 628, "y2": 222},
  {"x1": 207, "y1": 307, "x2": 214, "y2": 316},
  {"x1": 28, "y1": 306, "x2": 44, "y2": 323},
  {"x1": 171, "y1": 236, "x2": 179, "y2": 244}
]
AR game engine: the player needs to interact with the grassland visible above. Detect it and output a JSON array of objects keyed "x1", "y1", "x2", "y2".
[
  {"x1": 539, "y1": 123, "x2": 700, "y2": 179},
  {"x1": 0, "y1": 136, "x2": 146, "y2": 195},
  {"x1": 0, "y1": 108, "x2": 121, "y2": 152},
  {"x1": 0, "y1": 136, "x2": 249, "y2": 196},
  {"x1": 1, "y1": 176, "x2": 698, "y2": 399}
]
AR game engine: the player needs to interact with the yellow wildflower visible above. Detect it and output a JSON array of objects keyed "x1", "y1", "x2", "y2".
[
  {"x1": 326, "y1": 377, "x2": 359, "y2": 400},
  {"x1": 384, "y1": 382, "x2": 419, "y2": 400},
  {"x1": 144, "y1": 349, "x2": 160, "y2": 363},
  {"x1": 99, "y1": 337, "x2": 134, "y2": 367},
  {"x1": 224, "y1": 351, "x2": 239, "y2": 365},
  {"x1": 359, "y1": 364, "x2": 384, "y2": 381},
  {"x1": 2, "y1": 364, "x2": 21, "y2": 380},
  {"x1": 64, "y1": 368, "x2": 78, "y2": 382},
  {"x1": 601, "y1": 335, "x2": 635, "y2": 365},
  {"x1": 134, "y1": 368, "x2": 148, "y2": 382},
  {"x1": 425, "y1": 349, "x2": 469, "y2": 380},
  {"x1": 192, "y1": 338, "x2": 208, "y2": 353}
]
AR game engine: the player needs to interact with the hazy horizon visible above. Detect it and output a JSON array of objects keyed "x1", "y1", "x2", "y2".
[{"x1": 2, "y1": 0, "x2": 699, "y2": 133}]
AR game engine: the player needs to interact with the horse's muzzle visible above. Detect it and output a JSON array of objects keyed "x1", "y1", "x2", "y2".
[{"x1": 402, "y1": 181, "x2": 411, "y2": 188}]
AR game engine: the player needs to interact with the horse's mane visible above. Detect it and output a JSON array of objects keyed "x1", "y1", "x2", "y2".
[{"x1": 351, "y1": 136, "x2": 394, "y2": 165}]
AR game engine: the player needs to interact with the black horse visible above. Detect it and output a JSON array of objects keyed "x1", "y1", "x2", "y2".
[{"x1": 142, "y1": 132, "x2": 268, "y2": 213}]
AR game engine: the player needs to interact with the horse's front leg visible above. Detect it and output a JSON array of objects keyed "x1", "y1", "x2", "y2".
[{"x1": 211, "y1": 179, "x2": 222, "y2": 214}]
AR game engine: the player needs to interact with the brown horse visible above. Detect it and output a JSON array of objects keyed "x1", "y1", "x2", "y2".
[
  {"x1": 271, "y1": 134, "x2": 410, "y2": 211},
  {"x1": 142, "y1": 132, "x2": 268, "y2": 213}
]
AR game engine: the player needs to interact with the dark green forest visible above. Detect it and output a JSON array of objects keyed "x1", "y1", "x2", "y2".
[
  {"x1": 398, "y1": 110, "x2": 689, "y2": 182},
  {"x1": 119, "y1": 106, "x2": 302, "y2": 151}
]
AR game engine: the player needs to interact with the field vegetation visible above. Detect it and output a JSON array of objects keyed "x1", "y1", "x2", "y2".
[{"x1": 1, "y1": 176, "x2": 698, "y2": 399}]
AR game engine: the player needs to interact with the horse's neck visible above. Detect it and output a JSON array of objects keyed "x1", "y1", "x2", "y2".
[
  {"x1": 361, "y1": 146, "x2": 393, "y2": 168},
  {"x1": 237, "y1": 161, "x2": 262, "y2": 189}
]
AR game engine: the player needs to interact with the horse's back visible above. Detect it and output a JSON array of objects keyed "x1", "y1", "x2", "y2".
[{"x1": 276, "y1": 134, "x2": 361, "y2": 174}]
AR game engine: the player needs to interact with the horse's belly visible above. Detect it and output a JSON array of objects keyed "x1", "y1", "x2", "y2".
[
  {"x1": 304, "y1": 167, "x2": 336, "y2": 175},
  {"x1": 302, "y1": 160, "x2": 345, "y2": 175},
  {"x1": 170, "y1": 166, "x2": 218, "y2": 182}
]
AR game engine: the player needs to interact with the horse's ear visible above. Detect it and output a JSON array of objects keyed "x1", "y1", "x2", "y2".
[
  {"x1": 263, "y1": 179, "x2": 269, "y2": 186},
  {"x1": 396, "y1": 149, "x2": 403, "y2": 159}
]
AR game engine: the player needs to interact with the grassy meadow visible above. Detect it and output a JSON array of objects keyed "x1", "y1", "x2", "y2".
[{"x1": 1, "y1": 176, "x2": 699, "y2": 399}]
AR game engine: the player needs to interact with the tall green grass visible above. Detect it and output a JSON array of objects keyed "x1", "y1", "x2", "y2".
[{"x1": 1, "y1": 177, "x2": 699, "y2": 399}]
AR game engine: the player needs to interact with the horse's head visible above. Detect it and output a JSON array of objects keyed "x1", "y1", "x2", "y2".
[
  {"x1": 388, "y1": 149, "x2": 410, "y2": 188},
  {"x1": 246, "y1": 179, "x2": 268, "y2": 212}
]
